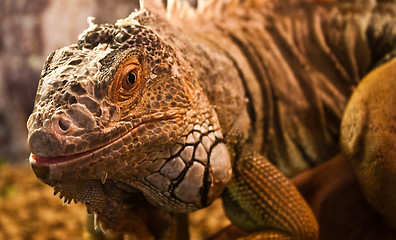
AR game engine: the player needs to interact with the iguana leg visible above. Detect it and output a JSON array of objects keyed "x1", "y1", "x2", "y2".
[
  {"x1": 221, "y1": 149, "x2": 318, "y2": 240},
  {"x1": 341, "y1": 57, "x2": 396, "y2": 227}
]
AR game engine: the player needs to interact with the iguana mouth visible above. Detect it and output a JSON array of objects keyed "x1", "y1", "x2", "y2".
[
  {"x1": 29, "y1": 129, "x2": 126, "y2": 166},
  {"x1": 30, "y1": 149, "x2": 96, "y2": 165},
  {"x1": 29, "y1": 113, "x2": 185, "y2": 166}
]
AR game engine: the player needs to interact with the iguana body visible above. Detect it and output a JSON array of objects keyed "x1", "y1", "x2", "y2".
[{"x1": 26, "y1": 0, "x2": 396, "y2": 239}]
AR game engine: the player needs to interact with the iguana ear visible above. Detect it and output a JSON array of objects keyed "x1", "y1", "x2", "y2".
[{"x1": 139, "y1": 0, "x2": 166, "y2": 16}]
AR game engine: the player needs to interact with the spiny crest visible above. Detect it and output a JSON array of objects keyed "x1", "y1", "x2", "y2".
[
  {"x1": 77, "y1": 0, "x2": 270, "y2": 36},
  {"x1": 138, "y1": 0, "x2": 269, "y2": 21}
]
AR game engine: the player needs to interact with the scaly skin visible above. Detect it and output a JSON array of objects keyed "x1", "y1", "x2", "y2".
[
  {"x1": 27, "y1": 0, "x2": 396, "y2": 239},
  {"x1": 341, "y1": 57, "x2": 396, "y2": 227}
]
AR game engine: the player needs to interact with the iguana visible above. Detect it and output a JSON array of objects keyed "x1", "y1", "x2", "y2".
[{"x1": 26, "y1": 0, "x2": 396, "y2": 239}]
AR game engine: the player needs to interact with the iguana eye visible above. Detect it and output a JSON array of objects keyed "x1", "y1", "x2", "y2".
[
  {"x1": 121, "y1": 69, "x2": 138, "y2": 91},
  {"x1": 109, "y1": 57, "x2": 143, "y2": 102}
]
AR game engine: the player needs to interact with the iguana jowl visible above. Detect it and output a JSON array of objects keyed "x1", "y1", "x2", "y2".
[{"x1": 26, "y1": 0, "x2": 396, "y2": 239}]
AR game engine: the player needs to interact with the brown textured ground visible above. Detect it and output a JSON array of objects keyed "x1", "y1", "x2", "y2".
[
  {"x1": 0, "y1": 164, "x2": 230, "y2": 240},
  {"x1": 0, "y1": 164, "x2": 86, "y2": 240}
]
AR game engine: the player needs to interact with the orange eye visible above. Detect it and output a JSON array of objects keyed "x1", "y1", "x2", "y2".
[{"x1": 109, "y1": 56, "x2": 144, "y2": 102}]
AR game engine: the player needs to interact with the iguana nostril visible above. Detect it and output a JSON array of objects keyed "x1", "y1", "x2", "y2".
[{"x1": 58, "y1": 118, "x2": 71, "y2": 131}]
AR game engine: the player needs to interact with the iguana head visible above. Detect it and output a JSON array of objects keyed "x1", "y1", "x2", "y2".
[{"x1": 26, "y1": 3, "x2": 231, "y2": 229}]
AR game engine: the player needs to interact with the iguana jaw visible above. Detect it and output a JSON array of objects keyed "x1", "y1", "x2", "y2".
[
  {"x1": 28, "y1": 112, "x2": 185, "y2": 166},
  {"x1": 29, "y1": 108, "x2": 233, "y2": 213},
  {"x1": 28, "y1": 112, "x2": 186, "y2": 184}
]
